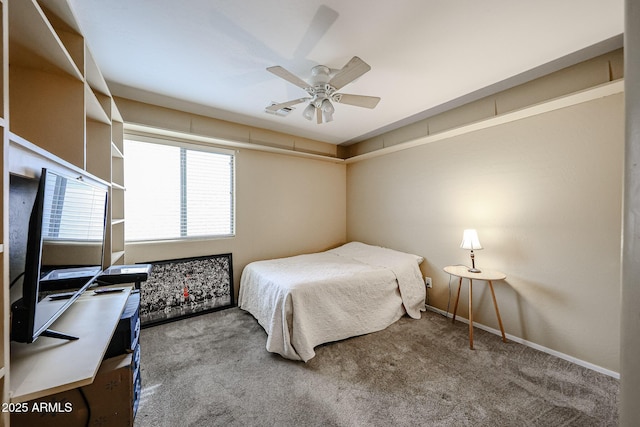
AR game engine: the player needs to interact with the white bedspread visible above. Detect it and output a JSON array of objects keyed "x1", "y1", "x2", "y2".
[{"x1": 238, "y1": 242, "x2": 426, "y2": 361}]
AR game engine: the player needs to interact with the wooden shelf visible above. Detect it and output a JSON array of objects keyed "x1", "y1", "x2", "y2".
[
  {"x1": 10, "y1": 288, "x2": 131, "y2": 402},
  {"x1": 111, "y1": 142, "x2": 124, "y2": 158},
  {"x1": 9, "y1": 132, "x2": 94, "y2": 181},
  {"x1": 3, "y1": 1, "x2": 128, "y2": 414},
  {"x1": 38, "y1": 4, "x2": 84, "y2": 76},
  {"x1": 85, "y1": 46, "x2": 111, "y2": 96},
  {"x1": 86, "y1": 84, "x2": 111, "y2": 124},
  {"x1": 9, "y1": 66, "x2": 85, "y2": 167},
  {"x1": 9, "y1": 0, "x2": 82, "y2": 79},
  {"x1": 86, "y1": 119, "x2": 112, "y2": 182},
  {"x1": 111, "y1": 251, "x2": 125, "y2": 265},
  {"x1": 37, "y1": 0, "x2": 83, "y2": 35}
]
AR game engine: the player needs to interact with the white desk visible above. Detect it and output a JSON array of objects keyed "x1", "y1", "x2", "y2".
[
  {"x1": 10, "y1": 287, "x2": 131, "y2": 402},
  {"x1": 443, "y1": 265, "x2": 507, "y2": 349}
]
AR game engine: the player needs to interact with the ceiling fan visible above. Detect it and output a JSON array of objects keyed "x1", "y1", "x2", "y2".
[{"x1": 265, "y1": 56, "x2": 381, "y2": 124}]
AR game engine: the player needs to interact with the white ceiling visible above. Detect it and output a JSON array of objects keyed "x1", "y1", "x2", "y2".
[{"x1": 67, "y1": 0, "x2": 623, "y2": 145}]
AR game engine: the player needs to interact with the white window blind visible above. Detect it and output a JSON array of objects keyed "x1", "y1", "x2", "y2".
[{"x1": 124, "y1": 138, "x2": 235, "y2": 241}]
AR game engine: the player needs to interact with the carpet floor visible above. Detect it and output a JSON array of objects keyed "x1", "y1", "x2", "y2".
[{"x1": 134, "y1": 307, "x2": 618, "y2": 427}]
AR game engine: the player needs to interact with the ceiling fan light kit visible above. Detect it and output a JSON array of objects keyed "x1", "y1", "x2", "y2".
[
  {"x1": 321, "y1": 99, "x2": 334, "y2": 122},
  {"x1": 266, "y1": 56, "x2": 380, "y2": 124},
  {"x1": 302, "y1": 103, "x2": 316, "y2": 120}
]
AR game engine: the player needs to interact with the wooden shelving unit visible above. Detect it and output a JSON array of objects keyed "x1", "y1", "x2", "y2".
[
  {"x1": 0, "y1": 1, "x2": 126, "y2": 422},
  {"x1": 110, "y1": 103, "x2": 126, "y2": 266},
  {"x1": 1, "y1": 0, "x2": 9, "y2": 424}
]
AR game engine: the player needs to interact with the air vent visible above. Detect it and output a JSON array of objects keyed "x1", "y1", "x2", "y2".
[{"x1": 265, "y1": 102, "x2": 294, "y2": 117}]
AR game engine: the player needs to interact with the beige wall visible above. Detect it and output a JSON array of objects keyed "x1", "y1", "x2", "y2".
[
  {"x1": 122, "y1": 130, "x2": 347, "y2": 300},
  {"x1": 116, "y1": 52, "x2": 624, "y2": 375},
  {"x1": 114, "y1": 97, "x2": 340, "y2": 158},
  {"x1": 345, "y1": 49, "x2": 622, "y2": 159},
  {"x1": 346, "y1": 93, "x2": 624, "y2": 372}
]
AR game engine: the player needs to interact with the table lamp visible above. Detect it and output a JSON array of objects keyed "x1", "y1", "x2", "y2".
[{"x1": 460, "y1": 229, "x2": 483, "y2": 273}]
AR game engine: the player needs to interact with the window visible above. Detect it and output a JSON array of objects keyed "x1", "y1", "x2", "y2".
[{"x1": 124, "y1": 137, "x2": 235, "y2": 241}]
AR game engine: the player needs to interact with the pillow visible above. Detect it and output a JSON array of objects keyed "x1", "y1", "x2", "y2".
[{"x1": 329, "y1": 241, "x2": 424, "y2": 264}]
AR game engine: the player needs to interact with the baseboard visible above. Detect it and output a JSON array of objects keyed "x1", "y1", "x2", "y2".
[{"x1": 425, "y1": 305, "x2": 620, "y2": 379}]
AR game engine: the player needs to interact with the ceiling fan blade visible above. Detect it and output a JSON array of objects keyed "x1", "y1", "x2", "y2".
[
  {"x1": 267, "y1": 66, "x2": 311, "y2": 90},
  {"x1": 316, "y1": 106, "x2": 322, "y2": 124},
  {"x1": 265, "y1": 97, "x2": 310, "y2": 112},
  {"x1": 328, "y1": 56, "x2": 371, "y2": 90},
  {"x1": 292, "y1": 5, "x2": 339, "y2": 60},
  {"x1": 333, "y1": 93, "x2": 380, "y2": 109}
]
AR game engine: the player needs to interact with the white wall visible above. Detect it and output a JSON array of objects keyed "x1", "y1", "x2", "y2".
[{"x1": 346, "y1": 93, "x2": 624, "y2": 372}]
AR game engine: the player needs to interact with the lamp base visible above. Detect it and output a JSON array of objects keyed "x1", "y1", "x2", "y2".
[{"x1": 467, "y1": 250, "x2": 481, "y2": 274}]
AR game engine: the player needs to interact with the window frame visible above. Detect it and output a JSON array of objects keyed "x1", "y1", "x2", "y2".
[{"x1": 123, "y1": 133, "x2": 236, "y2": 243}]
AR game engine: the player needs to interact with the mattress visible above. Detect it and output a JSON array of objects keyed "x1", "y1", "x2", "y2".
[{"x1": 238, "y1": 242, "x2": 426, "y2": 361}]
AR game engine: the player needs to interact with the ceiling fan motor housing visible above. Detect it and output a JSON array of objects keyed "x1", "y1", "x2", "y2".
[
  {"x1": 310, "y1": 65, "x2": 332, "y2": 83},
  {"x1": 266, "y1": 56, "x2": 380, "y2": 123},
  {"x1": 307, "y1": 65, "x2": 336, "y2": 107}
]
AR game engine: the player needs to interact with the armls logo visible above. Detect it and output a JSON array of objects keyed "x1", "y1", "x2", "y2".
[
  {"x1": 2, "y1": 401, "x2": 73, "y2": 413},
  {"x1": 30, "y1": 401, "x2": 73, "y2": 413}
]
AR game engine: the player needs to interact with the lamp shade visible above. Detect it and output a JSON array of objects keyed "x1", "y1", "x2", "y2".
[
  {"x1": 460, "y1": 229, "x2": 483, "y2": 250},
  {"x1": 302, "y1": 103, "x2": 315, "y2": 121},
  {"x1": 321, "y1": 99, "x2": 334, "y2": 122}
]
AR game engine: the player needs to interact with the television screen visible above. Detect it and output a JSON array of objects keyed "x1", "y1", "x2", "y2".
[{"x1": 11, "y1": 168, "x2": 108, "y2": 343}]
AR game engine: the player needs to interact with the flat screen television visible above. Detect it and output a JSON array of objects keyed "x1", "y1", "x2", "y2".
[{"x1": 11, "y1": 168, "x2": 108, "y2": 343}]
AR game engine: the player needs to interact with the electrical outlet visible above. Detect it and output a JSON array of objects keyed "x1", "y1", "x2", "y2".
[{"x1": 425, "y1": 276, "x2": 432, "y2": 288}]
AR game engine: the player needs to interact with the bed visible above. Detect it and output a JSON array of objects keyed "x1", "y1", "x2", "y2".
[{"x1": 238, "y1": 242, "x2": 426, "y2": 362}]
